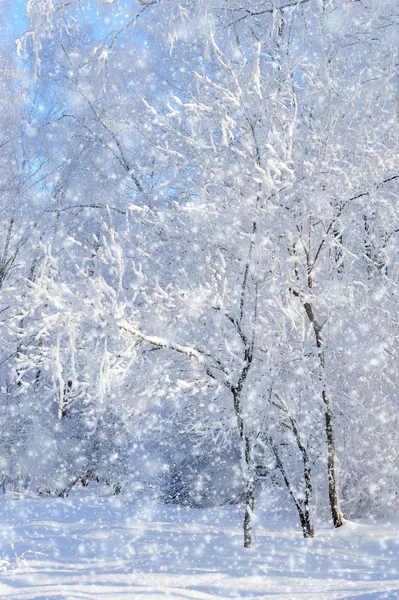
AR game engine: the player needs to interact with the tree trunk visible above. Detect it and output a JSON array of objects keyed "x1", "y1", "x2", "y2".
[
  {"x1": 299, "y1": 511, "x2": 314, "y2": 538},
  {"x1": 243, "y1": 435, "x2": 255, "y2": 548},
  {"x1": 273, "y1": 395, "x2": 315, "y2": 537},
  {"x1": 301, "y1": 463, "x2": 314, "y2": 538},
  {"x1": 325, "y1": 403, "x2": 342, "y2": 527},
  {"x1": 232, "y1": 385, "x2": 256, "y2": 548},
  {"x1": 243, "y1": 477, "x2": 255, "y2": 548},
  {"x1": 270, "y1": 438, "x2": 314, "y2": 538},
  {"x1": 58, "y1": 468, "x2": 95, "y2": 498},
  {"x1": 304, "y1": 299, "x2": 343, "y2": 528}
]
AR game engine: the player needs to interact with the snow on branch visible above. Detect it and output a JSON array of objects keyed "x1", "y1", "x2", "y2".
[{"x1": 118, "y1": 320, "x2": 204, "y2": 363}]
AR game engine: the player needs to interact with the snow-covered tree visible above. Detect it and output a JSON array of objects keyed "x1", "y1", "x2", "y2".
[{"x1": 1, "y1": 0, "x2": 398, "y2": 549}]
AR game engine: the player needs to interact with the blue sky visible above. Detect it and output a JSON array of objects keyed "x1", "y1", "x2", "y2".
[{"x1": 3, "y1": 0, "x2": 26, "y2": 35}]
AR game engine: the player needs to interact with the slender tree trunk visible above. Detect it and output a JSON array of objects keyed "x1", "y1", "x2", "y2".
[
  {"x1": 232, "y1": 384, "x2": 255, "y2": 547},
  {"x1": 297, "y1": 432, "x2": 314, "y2": 537},
  {"x1": 270, "y1": 438, "x2": 314, "y2": 538},
  {"x1": 273, "y1": 395, "x2": 315, "y2": 537},
  {"x1": 243, "y1": 477, "x2": 255, "y2": 548},
  {"x1": 243, "y1": 435, "x2": 255, "y2": 548},
  {"x1": 325, "y1": 402, "x2": 342, "y2": 527},
  {"x1": 58, "y1": 468, "x2": 95, "y2": 498},
  {"x1": 303, "y1": 463, "x2": 314, "y2": 538},
  {"x1": 291, "y1": 245, "x2": 342, "y2": 529},
  {"x1": 304, "y1": 299, "x2": 343, "y2": 528}
]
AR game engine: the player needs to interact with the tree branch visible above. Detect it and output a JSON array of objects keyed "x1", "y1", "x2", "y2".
[
  {"x1": 225, "y1": 0, "x2": 310, "y2": 27},
  {"x1": 118, "y1": 320, "x2": 204, "y2": 363},
  {"x1": 309, "y1": 174, "x2": 399, "y2": 273}
]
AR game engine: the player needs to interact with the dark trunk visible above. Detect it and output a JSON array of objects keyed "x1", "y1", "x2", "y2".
[
  {"x1": 303, "y1": 297, "x2": 343, "y2": 529},
  {"x1": 243, "y1": 434, "x2": 255, "y2": 547},
  {"x1": 58, "y1": 468, "x2": 95, "y2": 498},
  {"x1": 325, "y1": 403, "x2": 343, "y2": 527},
  {"x1": 270, "y1": 438, "x2": 314, "y2": 538},
  {"x1": 232, "y1": 382, "x2": 255, "y2": 547},
  {"x1": 243, "y1": 476, "x2": 255, "y2": 548},
  {"x1": 303, "y1": 464, "x2": 314, "y2": 537},
  {"x1": 273, "y1": 395, "x2": 315, "y2": 537}
]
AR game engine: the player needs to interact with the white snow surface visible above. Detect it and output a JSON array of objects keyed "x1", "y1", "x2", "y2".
[{"x1": 0, "y1": 495, "x2": 398, "y2": 600}]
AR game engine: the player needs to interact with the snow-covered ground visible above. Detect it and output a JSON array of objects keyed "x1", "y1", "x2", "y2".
[{"x1": 0, "y1": 494, "x2": 398, "y2": 599}]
